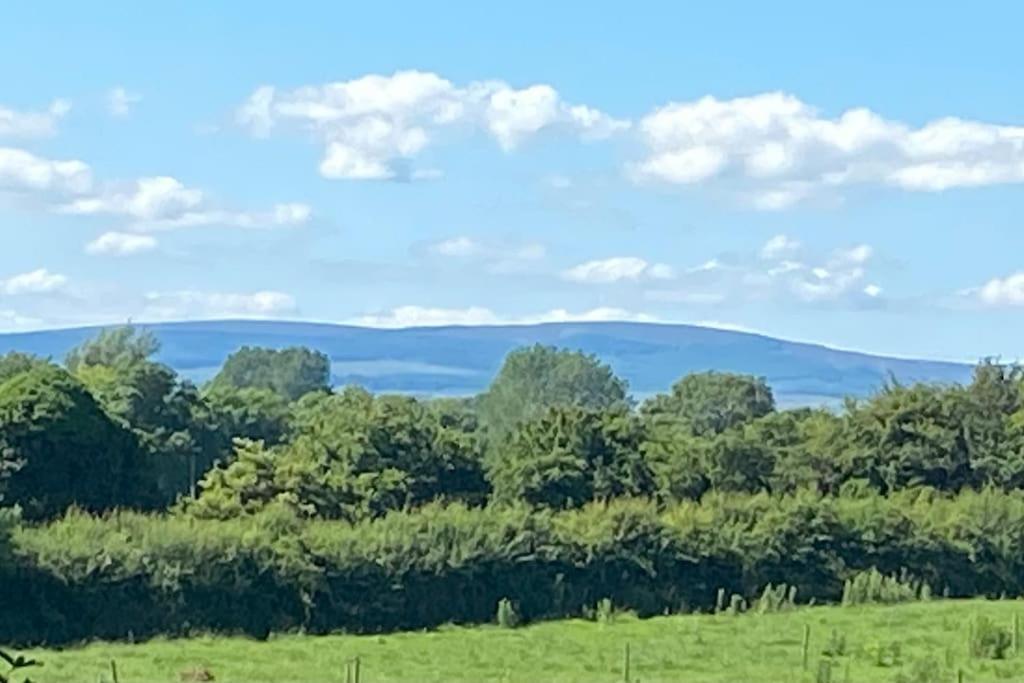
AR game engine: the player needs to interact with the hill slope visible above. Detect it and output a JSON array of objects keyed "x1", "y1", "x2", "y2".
[{"x1": 0, "y1": 320, "x2": 973, "y2": 406}]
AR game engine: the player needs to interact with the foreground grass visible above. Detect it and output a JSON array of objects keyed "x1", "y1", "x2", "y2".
[{"x1": 15, "y1": 600, "x2": 1024, "y2": 682}]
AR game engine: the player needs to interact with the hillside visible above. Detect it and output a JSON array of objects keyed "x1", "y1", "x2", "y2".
[{"x1": 0, "y1": 320, "x2": 973, "y2": 406}]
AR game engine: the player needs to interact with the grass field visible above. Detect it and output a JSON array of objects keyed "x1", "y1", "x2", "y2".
[{"x1": 13, "y1": 600, "x2": 1024, "y2": 683}]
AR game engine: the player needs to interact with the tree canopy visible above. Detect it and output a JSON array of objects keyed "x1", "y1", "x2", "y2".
[
  {"x1": 641, "y1": 371, "x2": 775, "y2": 436},
  {"x1": 477, "y1": 345, "x2": 630, "y2": 440},
  {"x1": 0, "y1": 363, "x2": 141, "y2": 519},
  {"x1": 208, "y1": 346, "x2": 331, "y2": 401}
]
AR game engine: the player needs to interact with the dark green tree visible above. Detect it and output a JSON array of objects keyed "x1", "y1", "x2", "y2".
[
  {"x1": 208, "y1": 346, "x2": 330, "y2": 401},
  {"x1": 477, "y1": 345, "x2": 630, "y2": 440},
  {"x1": 190, "y1": 388, "x2": 486, "y2": 520},
  {"x1": 204, "y1": 386, "x2": 293, "y2": 448},
  {"x1": 641, "y1": 371, "x2": 775, "y2": 437},
  {"x1": 67, "y1": 326, "x2": 216, "y2": 504},
  {"x1": 833, "y1": 383, "x2": 969, "y2": 493},
  {"x1": 487, "y1": 405, "x2": 652, "y2": 508},
  {"x1": 0, "y1": 352, "x2": 46, "y2": 385},
  {"x1": 0, "y1": 364, "x2": 141, "y2": 519}
]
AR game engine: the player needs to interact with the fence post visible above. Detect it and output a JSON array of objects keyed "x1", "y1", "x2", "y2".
[
  {"x1": 110, "y1": 659, "x2": 120, "y2": 683},
  {"x1": 623, "y1": 642, "x2": 631, "y2": 683},
  {"x1": 802, "y1": 624, "x2": 811, "y2": 670}
]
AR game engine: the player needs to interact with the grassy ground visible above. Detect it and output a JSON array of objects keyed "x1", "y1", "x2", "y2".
[{"x1": 13, "y1": 600, "x2": 1024, "y2": 683}]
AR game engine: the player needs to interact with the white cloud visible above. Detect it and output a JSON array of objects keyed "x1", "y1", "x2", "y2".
[
  {"x1": 760, "y1": 234, "x2": 802, "y2": 260},
  {"x1": 563, "y1": 256, "x2": 674, "y2": 283},
  {"x1": 644, "y1": 240, "x2": 882, "y2": 308},
  {"x1": 973, "y1": 272, "x2": 1024, "y2": 307},
  {"x1": 85, "y1": 232, "x2": 158, "y2": 255},
  {"x1": 0, "y1": 147, "x2": 92, "y2": 194},
  {"x1": 644, "y1": 289, "x2": 727, "y2": 305},
  {"x1": 863, "y1": 284, "x2": 883, "y2": 298},
  {"x1": 1, "y1": 268, "x2": 68, "y2": 295},
  {"x1": 141, "y1": 290, "x2": 297, "y2": 320},
  {"x1": 430, "y1": 236, "x2": 480, "y2": 257},
  {"x1": 694, "y1": 319, "x2": 760, "y2": 334},
  {"x1": 0, "y1": 309, "x2": 43, "y2": 331},
  {"x1": 0, "y1": 147, "x2": 309, "y2": 232},
  {"x1": 425, "y1": 236, "x2": 546, "y2": 270},
  {"x1": 350, "y1": 305, "x2": 657, "y2": 328},
  {"x1": 631, "y1": 92, "x2": 1024, "y2": 206},
  {"x1": 789, "y1": 246, "x2": 877, "y2": 303},
  {"x1": 107, "y1": 87, "x2": 142, "y2": 117},
  {"x1": 238, "y1": 70, "x2": 628, "y2": 180},
  {"x1": 687, "y1": 258, "x2": 724, "y2": 273},
  {"x1": 834, "y1": 244, "x2": 873, "y2": 264},
  {"x1": 0, "y1": 99, "x2": 71, "y2": 138},
  {"x1": 60, "y1": 176, "x2": 311, "y2": 230}
]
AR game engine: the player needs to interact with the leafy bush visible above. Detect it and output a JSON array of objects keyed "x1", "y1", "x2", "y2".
[
  {"x1": 841, "y1": 568, "x2": 931, "y2": 606},
  {"x1": 496, "y1": 598, "x2": 519, "y2": 628},
  {"x1": 754, "y1": 583, "x2": 798, "y2": 614},
  {"x1": 7, "y1": 489, "x2": 1024, "y2": 645},
  {"x1": 970, "y1": 615, "x2": 1012, "y2": 659}
]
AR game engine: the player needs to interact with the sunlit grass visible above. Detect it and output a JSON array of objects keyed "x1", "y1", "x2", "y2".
[{"x1": 17, "y1": 600, "x2": 1024, "y2": 682}]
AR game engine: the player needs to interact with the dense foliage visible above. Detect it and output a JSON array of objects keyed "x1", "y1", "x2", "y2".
[
  {"x1": 0, "y1": 364, "x2": 141, "y2": 519},
  {"x1": 5, "y1": 490, "x2": 1024, "y2": 645},
  {"x1": 4, "y1": 329, "x2": 1024, "y2": 644},
  {"x1": 208, "y1": 346, "x2": 331, "y2": 401},
  {"x1": 477, "y1": 345, "x2": 630, "y2": 440}
]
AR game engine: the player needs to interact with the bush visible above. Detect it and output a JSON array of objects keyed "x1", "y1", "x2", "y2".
[
  {"x1": 970, "y1": 615, "x2": 1012, "y2": 659},
  {"x1": 496, "y1": 598, "x2": 519, "y2": 628},
  {"x1": 841, "y1": 568, "x2": 931, "y2": 606},
  {"x1": 6, "y1": 490, "x2": 1024, "y2": 646}
]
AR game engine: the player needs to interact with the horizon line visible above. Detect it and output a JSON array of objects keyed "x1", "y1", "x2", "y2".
[{"x1": 0, "y1": 316, "x2": 988, "y2": 367}]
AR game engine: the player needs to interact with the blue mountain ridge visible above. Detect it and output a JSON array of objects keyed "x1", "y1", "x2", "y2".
[{"x1": 0, "y1": 320, "x2": 975, "y2": 407}]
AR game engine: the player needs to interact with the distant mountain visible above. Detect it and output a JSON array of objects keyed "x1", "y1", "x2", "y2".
[{"x1": 0, "y1": 320, "x2": 975, "y2": 407}]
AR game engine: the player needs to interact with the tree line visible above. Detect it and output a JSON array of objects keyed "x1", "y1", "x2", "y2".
[
  {"x1": 4, "y1": 326, "x2": 1024, "y2": 643},
  {"x1": 2, "y1": 327, "x2": 1023, "y2": 521}
]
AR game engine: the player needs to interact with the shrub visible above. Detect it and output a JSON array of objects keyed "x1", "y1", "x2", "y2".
[
  {"x1": 841, "y1": 568, "x2": 930, "y2": 606},
  {"x1": 496, "y1": 598, "x2": 519, "y2": 628},
  {"x1": 970, "y1": 615, "x2": 1012, "y2": 659}
]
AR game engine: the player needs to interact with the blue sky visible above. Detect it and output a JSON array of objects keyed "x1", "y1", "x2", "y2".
[{"x1": 1, "y1": 2, "x2": 1023, "y2": 361}]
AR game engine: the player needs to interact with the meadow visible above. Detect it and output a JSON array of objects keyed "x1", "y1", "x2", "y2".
[{"x1": 14, "y1": 600, "x2": 1024, "y2": 683}]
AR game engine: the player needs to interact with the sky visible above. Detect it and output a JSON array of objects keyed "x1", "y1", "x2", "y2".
[{"x1": 1, "y1": 2, "x2": 1022, "y2": 361}]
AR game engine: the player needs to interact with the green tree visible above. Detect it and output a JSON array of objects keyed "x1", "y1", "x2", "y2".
[
  {"x1": 641, "y1": 371, "x2": 775, "y2": 437},
  {"x1": 0, "y1": 352, "x2": 46, "y2": 385},
  {"x1": 191, "y1": 388, "x2": 486, "y2": 520},
  {"x1": 204, "y1": 386, "x2": 293, "y2": 447},
  {"x1": 0, "y1": 364, "x2": 142, "y2": 519},
  {"x1": 208, "y1": 346, "x2": 330, "y2": 401},
  {"x1": 765, "y1": 409, "x2": 845, "y2": 494},
  {"x1": 65, "y1": 326, "x2": 160, "y2": 372},
  {"x1": 487, "y1": 405, "x2": 652, "y2": 508},
  {"x1": 477, "y1": 345, "x2": 630, "y2": 440},
  {"x1": 639, "y1": 415, "x2": 710, "y2": 502},
  {"x1": 960, "y1": 360, "x2": 1024, "y2": 488},
  {"x1": 67, "y1": 326, "x2": 216, "y2": 504},
  {"x1": 833, "y1": 383, "x2": 969, "y2": 493},
  {"x1": 184, "y1": 438, "x2": 284, "y2": 519}
]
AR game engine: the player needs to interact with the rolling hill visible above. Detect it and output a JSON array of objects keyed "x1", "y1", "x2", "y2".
[{"x1": 0, "y1": 320, "x2": 974, "y2": 406}]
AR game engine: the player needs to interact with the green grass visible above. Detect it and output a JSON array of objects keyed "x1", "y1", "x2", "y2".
[{"x1": 14, "y1": 600, "x2": 1024, "y2": 682}]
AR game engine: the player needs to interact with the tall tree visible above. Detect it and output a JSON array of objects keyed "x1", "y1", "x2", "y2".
[
  {"x1": 190, "y1": 388, "x2": 487, "y2": 520},
  {"x1": 477, "y1": 345, "x2": 630, "y2": 440},
  {"x1": 487, "y1": 405, "x2": 652, "y2": 508},
  {"x1": 208, "y1": 346, "x2": 330, "y2": 401},
  {"x1": 641, "y1": 371, "x2": 775, "y2": 437},
  {"x1": 66, "y1": 326, "x2": 215, "y2": 503},
  {"x1": 0, "y1": 364, "x2": 142, "y2": 519}
]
